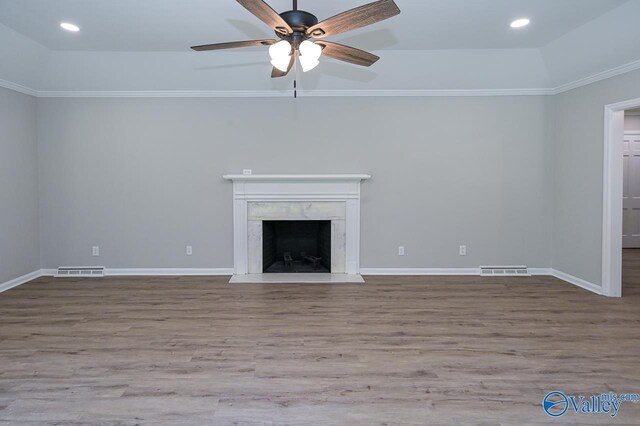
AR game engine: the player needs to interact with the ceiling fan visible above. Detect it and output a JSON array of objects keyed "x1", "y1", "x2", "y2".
[{"x1": 191, "y1": 0, "x2": 401, "y2": 78}]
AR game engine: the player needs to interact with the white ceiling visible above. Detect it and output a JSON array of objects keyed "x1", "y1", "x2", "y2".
[
  {"x1": 1, "y1": 0, "x2": 639, "y2": 94},
  {"x1": 0, "y1": 0, "x2": 628, "y2": 52}
]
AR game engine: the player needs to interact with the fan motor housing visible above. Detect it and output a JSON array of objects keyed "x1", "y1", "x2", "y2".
[{"x1": 279, "y1": 10, "x2": 318, "y2": 34}]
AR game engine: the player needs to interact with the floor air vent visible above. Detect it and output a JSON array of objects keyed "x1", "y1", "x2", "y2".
[
  {"x1": 480, "y1": 266, "x2": 530, "y2": 277},
  {"x1": 55, "y1": 267, "x2": 105, "y2": 278}
]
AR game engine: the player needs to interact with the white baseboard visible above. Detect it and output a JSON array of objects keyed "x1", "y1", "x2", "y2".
[
  {"x1": 550, "y1": 269, "x2": 603, "y2": 295},
  {"x1": 360, "y1": 267, "x2": 603, "y2": 296},
  {"x1": 529, "y1": 268, "x2": 552, "y2": 275},
  {"x1": 4, "y1": 267, "x2": 602, "y2": 297},
  {"x1": 0, "y1": 270, "x2": 43, "y2": 294},
  {"x1": 360, "y1": 268, "x2": 480, "y2": 276},
  {"x1": 41, "y1": 268, "x2": 234, "y2": 277},
  {"x1": 361, "y1": 267, "x2": 552, "y2": 276},
  {"x1": 107, "y1": 268, "x2": 234, "y2": 276}
]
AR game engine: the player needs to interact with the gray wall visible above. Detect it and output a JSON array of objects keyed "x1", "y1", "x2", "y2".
[
  {"x1": 551, "y1": 69, "x2": 640, "y2": 286},
  {"x1": 0, "y1": 87, "x2": 39, "y2": 282},
  {"x1": 37, "y1": 96, "x2": 552, "y2": 270}
]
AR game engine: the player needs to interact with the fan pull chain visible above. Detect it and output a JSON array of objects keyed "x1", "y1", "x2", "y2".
[{"x1": 294, "y1": 79, "x2": 297, "y2": 98}]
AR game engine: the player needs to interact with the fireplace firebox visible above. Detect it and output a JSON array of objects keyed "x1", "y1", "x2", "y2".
[{"x1": 262, "y1": 220, "x2": 331, "y2": 273}]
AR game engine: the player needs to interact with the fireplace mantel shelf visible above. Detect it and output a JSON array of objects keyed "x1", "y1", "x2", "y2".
[{"x1": 223, "y1": 174, "x2": 371, "y2": 181}]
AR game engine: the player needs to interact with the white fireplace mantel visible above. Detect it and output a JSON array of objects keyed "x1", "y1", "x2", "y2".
[
  {"x1": 223, "y1": 174, "x2": 372, "y2": 181},
  {"x1": 223, "y1": 174, "x2": 370, "y2": 277}
]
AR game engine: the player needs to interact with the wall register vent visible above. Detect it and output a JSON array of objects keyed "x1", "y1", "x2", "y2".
[
  {"x1": 480, "y1": 266, "x2": 530, "y2": 277},
  {"x1": 55, "y1": 267, "x2": 105, "y2": 278}
]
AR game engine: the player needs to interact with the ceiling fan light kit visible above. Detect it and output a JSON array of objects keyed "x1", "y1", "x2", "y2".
[
  {"x1": 299, "y1": 55, "x2": 319, "y2": 72},
  {"x1": 191, "y1": 0, "x2": 401, "y2": 78},
  {"x1": 270, "y1": 56, "x2": 291, "y2": 73},
  {"x1": 299, "y1": 40, "x2": 322, "y2": 72},
  {"x1": 269, "y1": 40, "x2": 293, "y2": 72}
]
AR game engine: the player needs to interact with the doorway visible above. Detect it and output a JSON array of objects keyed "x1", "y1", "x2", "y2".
[
  {"x1": 603, "y1": 98, "x2": 640, "y2": 297},
  {"x1": 622, "y1": 110, "x2": 640, "y2": 295},
  {"x1": 623, "y1": 115, "x2": 640, "y2": 248}
]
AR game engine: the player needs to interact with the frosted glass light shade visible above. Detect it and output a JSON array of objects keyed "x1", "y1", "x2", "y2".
[
  {"x1": 299, "y1": 40, "x2": 322, "y2": 59},
  {"x1": 299, "y1": 40, "x2": 321, "y2": 72},
  {"x1": 269, "y1": 40, "x2": 292, "y2": 60},
  {"x1": 299, "y1": 55, "x2": 320, "y2": 72},
  {"x1": 271, "y1": 56, "x2": 291, "y2": 72},
  {"x1": 269, "y1": 40, "x2": 292, "y2": 72}
]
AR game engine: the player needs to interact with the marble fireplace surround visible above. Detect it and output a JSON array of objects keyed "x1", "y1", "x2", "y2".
[{"x1": 223, "y1": 174, "x2": 371, "y2": 282}]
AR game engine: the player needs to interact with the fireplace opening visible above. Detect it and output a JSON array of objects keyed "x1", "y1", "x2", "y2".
[{"x1": 263, "y1": 220, "x2": 331, "y2": 273}]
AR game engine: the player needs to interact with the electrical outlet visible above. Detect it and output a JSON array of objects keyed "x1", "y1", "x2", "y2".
[
  {"x1": 459, "y1": 245, "x2": 467, "y2": 256},
  {"x1": 242, "y1": 169, "x2": 252, "y2": 175},
  {"x1": 398, "y1": 246, "x2": 405, "y2": 256},
  {"x1": 92, "y1": 246, "x2": 100, "y2": 257},
  {"x1": 186, "y1": 246, "x2": 193, "y2": 256}
]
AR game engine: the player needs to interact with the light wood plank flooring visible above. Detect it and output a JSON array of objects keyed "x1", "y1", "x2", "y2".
[{"x1": 1, "y1": 255, "x2": 640, "y2": 425}]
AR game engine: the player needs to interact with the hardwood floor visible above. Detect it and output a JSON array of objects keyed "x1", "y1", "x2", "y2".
[
  {"x1": 623, "y1": 248, "x2": 640, "y2": 296},
  {"x1": 1, "y1": 258, "x2": 640, "y2": 425}
]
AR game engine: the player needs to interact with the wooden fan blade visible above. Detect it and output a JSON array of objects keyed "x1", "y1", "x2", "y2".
[
  {"x1": 191, "y1": 39, "x2": 276, "y2": 51},
  {"x1": 306, "y1": 0, "x2": 400, "y2": 38},
  {"x1": 236, "y1": 0, "x2": 293, "y2": 35},
  {"x1": 316, "y1": 41, "x2": 379, "y2": 67},
  {"x1": 271, "y1": 55, "x2": 296, "y2": 78}
]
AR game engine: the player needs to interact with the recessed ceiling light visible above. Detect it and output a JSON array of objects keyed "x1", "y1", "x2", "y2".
[
  {"x1": 60, "y1": 22, "x2": 80, "y2": 32},
  {"x1": 510, "y1": 18, "x2": 530, "y2": 29}
]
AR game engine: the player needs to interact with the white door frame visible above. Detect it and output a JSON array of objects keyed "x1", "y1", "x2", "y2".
[{"x1": 603, "y1": 97, "x2": 640, "y2": 297}]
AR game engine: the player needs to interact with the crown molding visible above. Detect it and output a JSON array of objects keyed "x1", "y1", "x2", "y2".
[
  {"x1": 36, "y1": 90, "x2": 292, "y2": 98},
  {"x1": 34, "y1": 88, "x2": 555, "y2": 98},
  {"x1": 552, "y1": 59, "x2": 640, "y2": 95},
  {"x1": 0, "y1": 78, "x2": 38, "y2": 97},
  {"x1": 297, "y1": 88, "x2": 555, "y2": 97},
  {"x1": 1, "y1": 58, "x2": 639, "y2": 98}
]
